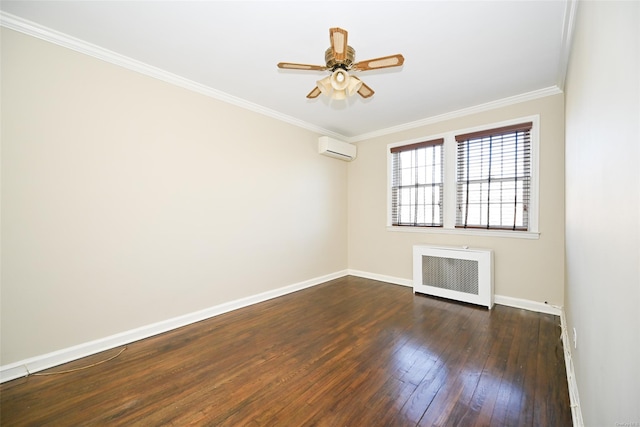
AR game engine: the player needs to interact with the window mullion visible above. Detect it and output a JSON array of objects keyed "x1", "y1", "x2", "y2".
[
  {"x1": 486, "y1": 136, "x2": 493, "y2": 229},
  {"x1": 512, "y1": 131, "x2": 519, "y2": 230},
  {"x1": 413, "y1": 149, "x2": 419, "y2": 226}
]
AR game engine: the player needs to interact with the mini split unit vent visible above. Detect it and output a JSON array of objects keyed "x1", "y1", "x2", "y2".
[{"x1": 318, "y1": 136, "x2": 357, "y2": 161}]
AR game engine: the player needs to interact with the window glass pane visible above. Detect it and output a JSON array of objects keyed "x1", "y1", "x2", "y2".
[
  {"x1": 416, "y1": 148, "x2": 428, "y2": 167},
  {"x1": 401, "y1": 168, "x2": 414, "y2": 186},
  {"x1": 417, "y1": 166, "x2": 427, "y2": 185}
]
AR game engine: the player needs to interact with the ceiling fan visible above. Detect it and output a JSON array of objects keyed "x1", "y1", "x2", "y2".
[{"x1": 277, "y1": 27, "x2": 405, "y2": 100}]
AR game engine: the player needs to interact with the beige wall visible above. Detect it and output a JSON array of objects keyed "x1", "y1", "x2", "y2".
[
  {"x1": 348, "y1": 94, "x2": 565, "y2": 305},
  {"x1": 0, "y1": 29, "x2": 348, "y2": 364},
  {"x1": 0, "y1": 24, "x2": 569, "y2": 370},
  {"x1": 564, "y1": 1, "x2": 640, "y2": 424}
]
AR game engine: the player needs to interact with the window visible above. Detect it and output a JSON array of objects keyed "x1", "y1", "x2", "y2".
[
  {"x1": 390, "y1": 139, "x2": 444, "y2": 227},
  {"x1": 455, "y1": 122, "x2": 531, "y2": 230},
  {"x1": 387, "y1": 117, "x2": 539, "y2": 238}
]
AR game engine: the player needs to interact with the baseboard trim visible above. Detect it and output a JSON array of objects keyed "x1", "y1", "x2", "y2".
[
  {"x1": 0, "y1": 270, "x2": 348, "y2": 384},
  {"x1": 493, "y1": 294, "x2": 562, "y2": 316},
  {"x1": 347, "y1": 269, "x2": 412, "y2": 287},
  {"x1": 559, "y1": 308, "x2": 585, "y2": 427},
  {"x1": 348, "y1": 270, "x2": 562, "y2": 315}
]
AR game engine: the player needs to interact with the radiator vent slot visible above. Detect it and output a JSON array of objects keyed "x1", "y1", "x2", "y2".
[
  {"x1": 413, "y1": 245, "x2": 494, "y2": 308},
  {"x1": 422, "y1": 256, "x2": 478, "y2": 295}
]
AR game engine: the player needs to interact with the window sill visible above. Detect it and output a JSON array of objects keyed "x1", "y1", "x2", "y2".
[{"x1": 386, "y1": 226, "x2": 540, "y2": 240}]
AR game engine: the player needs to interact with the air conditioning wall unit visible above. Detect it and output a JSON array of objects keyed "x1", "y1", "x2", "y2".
[{"x1": 318, "y1": 136, "x2": 357, "y2": 161}]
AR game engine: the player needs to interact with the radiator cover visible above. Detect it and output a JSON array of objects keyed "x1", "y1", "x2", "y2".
[{"x1": 413, "y1": 245, "x2": 494, "y2": 308}]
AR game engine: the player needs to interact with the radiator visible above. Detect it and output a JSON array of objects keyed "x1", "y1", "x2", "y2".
[{"x1": 412, "y1": 245, "x2": 494, "y2": 309}]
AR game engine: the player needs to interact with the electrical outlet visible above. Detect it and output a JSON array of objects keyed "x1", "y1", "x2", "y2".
[{"x1": 573, "y1": 327, "x2": 577, "y2": 349}]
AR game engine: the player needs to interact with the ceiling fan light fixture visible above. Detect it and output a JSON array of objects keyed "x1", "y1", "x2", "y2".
[
  {"x1": 317, "y1": 69, "x2": 361, "y2": 100},
  {"x1": 317, "y1": 72, "x2": 353, "y2": 100}
]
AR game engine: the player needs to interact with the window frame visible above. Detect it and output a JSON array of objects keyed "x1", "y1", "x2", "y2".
[
  {"x1": 455, "y1": 121, "x2": 532, "y2": 231},
  {"x1": 390, "y1": 138, "x2": 445, "y2": 228},
  {"x1": 386, "y1": 116, "x2": 540, "y2": 239}
]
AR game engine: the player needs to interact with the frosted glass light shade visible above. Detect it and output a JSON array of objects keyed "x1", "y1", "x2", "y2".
[
  {"x1": 330, "y1": 69, "x2": 350, "y2": 91},
  {"x1": 317, "y1": 75, "x2": 333, "y2": 96},
  {"x1": 347, "y1": 76, "x2": 363, "y2": 96}
]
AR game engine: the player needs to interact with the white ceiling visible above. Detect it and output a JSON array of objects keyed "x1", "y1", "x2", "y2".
[{"x1": 0, "y1": 1, "x2": 574, "y2": 141}]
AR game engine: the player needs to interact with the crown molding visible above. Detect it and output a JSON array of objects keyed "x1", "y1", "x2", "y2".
[
  {"x1": 346, "y1": 86, "x2": 563, "y2": 143},
  {"x1": 557, "y1": 0, "x2": 579, "y2": 91},
  {"x1": 1, "y1": 11, "x2": 564, "y2": 143},
  {"x1": 0, "y1": 12, "x2": 345, "y2": 140}
]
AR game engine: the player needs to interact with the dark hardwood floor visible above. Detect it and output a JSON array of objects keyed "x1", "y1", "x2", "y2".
[{"x1": 0, "y1": 276, "x2": 572, "y2": 426}]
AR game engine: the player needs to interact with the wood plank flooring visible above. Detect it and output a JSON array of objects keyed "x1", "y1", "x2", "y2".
[{"x1": 0, "y1": 276, "x2": 572, "y2": 426}]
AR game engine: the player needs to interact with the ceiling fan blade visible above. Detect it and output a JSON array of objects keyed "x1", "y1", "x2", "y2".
[
  {"x1": 306, "y1": 86, "x2": 322, "y2": 99},
  {"x1": 357, "y1": 81, "x2": 375, "y2": 98},
  {"x1": 329, "y1": 27, "x2": 348, "y2": 61},
  {"x1": 353, "y1": 54, "x2": 405, "y2": 71},
  {"x1": 278, "y1": 62, "x2": 327, "y2": 71}
]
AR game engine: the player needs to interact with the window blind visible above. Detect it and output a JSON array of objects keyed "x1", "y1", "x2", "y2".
[
  {"x1": 391, "y1": 138, "x2": 444, "y2": 227},
  {"x1": 455, "y1": 123, "x2": 532, "y2": 231}
]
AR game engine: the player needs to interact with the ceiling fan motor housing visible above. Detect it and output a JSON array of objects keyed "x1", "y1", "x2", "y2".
[{"x1": 325, "y1": 46, "x2": 356, "y2": 70}]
